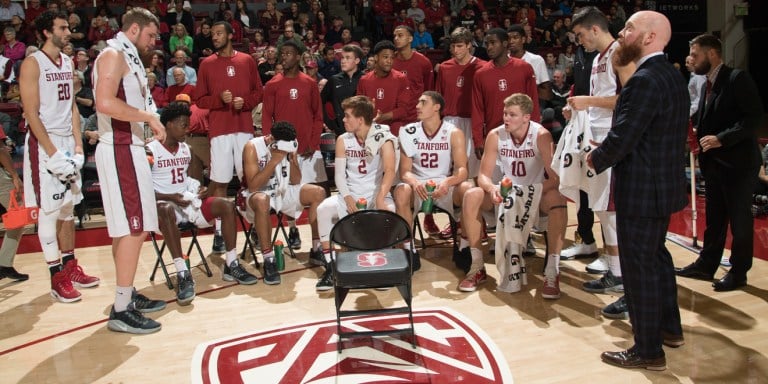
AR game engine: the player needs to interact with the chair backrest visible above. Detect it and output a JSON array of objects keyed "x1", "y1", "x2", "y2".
[{"x1": 330, "y1": 210, "x2": 411, "y2": 251}]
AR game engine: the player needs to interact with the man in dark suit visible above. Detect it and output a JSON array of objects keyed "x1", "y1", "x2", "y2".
[
  {"x1": 675, "y1": 34, "x2": 764, "y2": 291},
  {"x1": 586, "y1": 11, "x2": 689, "y2": 371}
]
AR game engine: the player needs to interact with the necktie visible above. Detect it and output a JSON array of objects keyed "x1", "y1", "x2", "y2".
[{"x1": 705, "y1": 80, "x2": 712, "y2": 105}]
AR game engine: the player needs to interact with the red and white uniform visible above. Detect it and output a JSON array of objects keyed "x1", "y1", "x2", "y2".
[
  {"x1": 341, "y1": 132, "x2": 382, "y2": 199},
  {"x1": 471, "y1": 58, "x2": 540, "y2": 149},
  {"x1": 30, "y1": 51, "x2": 74, "y2": 135},
  {"x1": 589, "y1": 40, "x2": 620, "y2": 140},
  {"x1": 356, "y1": 70, "x2": 411, "y2": 136},
  {"x1": 495, "y1": 122, "x2": 545, "y2": 186}
]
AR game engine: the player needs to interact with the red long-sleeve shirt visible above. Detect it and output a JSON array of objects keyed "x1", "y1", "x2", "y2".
[
  {"x1": 471, "y1": 58, "x2": 540, "y2": 149},
  {"x1": 194, "y1": 51, "x2": 263, "y2": 138},
  {"x1": 261, "y1": 72, "x2": 323, "y2": 153},
  {"x1": 435, "y1": 56, "x2": 486, "y2": 118},
  {"x1": 356, "y1": 69, "x2": 411, "y2": 136},
  {"x1": 393, "y1": 50, "x2": 434, "y2": 124}
]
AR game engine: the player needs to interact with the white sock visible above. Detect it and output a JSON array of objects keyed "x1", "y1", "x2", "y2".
[
  {"x1": 608, "y1": 254, "x2": 622, "y2": 277},
  {"x1": 263, "y1": 250, "x2": 274, "y2": 261},
  {"x1": 323, "y1": 250, "x2": 332, "y2": 263},
  {"x1": 173, "y1": 257, "x2": 188, "y2": 273},
  {"x1": 215, "y1": 218, "x2": 222, "y2": 235},
  {"x1": 459, "y1": 237, "x2": 469, "y2": 250},
  {"x1": 403, "y1": 241, "x2": 413, "y2": 251},
  {"x1": 470, "y1": 247, "x2": 484, "y2": 270},
  {"x1": 546, "y1": 254, "x2": 560, "y2": 276},
  {"x1": 288, "y1": 220, "x2": 296, "y2": 228},
  {"x1": 114, "y1": 286, "x2": 134, "y2": 312},
  {"x1": 312, "y1": 239, "x2": 322, "y2": 251},
  {"x1": 225, "y1": 249, "x2": 237, "y2": 265}
]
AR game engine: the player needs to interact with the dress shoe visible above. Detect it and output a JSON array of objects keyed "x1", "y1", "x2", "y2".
[
  {"x1": 601, "y1": 349, "x2": 666, "y2": 371},
  {"x1": 674, "y1": 263, "x2": 714, "y2": 281},
  {"x1": 0, "y1": 266, "x2": 29, "y2": 281},
  {"x1": 662, "y1": 332, "x2": 685, "y2": 348},
  {"x1": 713, "y1": 272, "x2": 747, "y2": 292}
]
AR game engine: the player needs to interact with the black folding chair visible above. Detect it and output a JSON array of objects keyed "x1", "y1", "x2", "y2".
[
  {"x1": 149, "y1": 221, "x2": 213, "y2": 289},
  {"x1": 330, "y1": 210, "x2": 416, "y2": 352}
]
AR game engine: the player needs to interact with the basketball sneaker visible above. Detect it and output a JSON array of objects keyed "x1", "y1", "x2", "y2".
[
  {"x1": 560, "y1": 242, "x2": 599, "y2": 260},
  {"x1": 176, "y1": 270, "x2": 195, "y2": 306},
  {"x1": 407, "y1": 249, "x2": 421, "y2": 272},
  {"x1": 263, "y1": 258, "x2": 281, "y2": 285},
  {"x1": 309, "y1": 248, "x2": 325, "y2": 266},
  {"x1": 439, "y1": 222, "x2": 457, "y2": 239},
  {"x1": 583, "y1": 271, "x2": 624, "y2": 293},
  {"x1": 423, "y1": 214, "x2": 440, "y2": 235},
  {"x1": 131, "y1": 290, "x2": 167, "y2": 313},
  {"x1": 212, "y1": 234, "x2": 226, "y2": 254},
  {"x1": 51, "y1": 272, "x2": 82, "y2": 303},
  {"x1": 541, "y1": 273, "x2": 561, "y2": 299},
  {"x1": 107, "y1": 306, "x2": 161, "y2": 334},
  {"x1": 61, "y1": 259, "x2": 100, "y2": 288},
  {"x1": 459, "y1": 267, "x2": 487, "y2": 292},
  {"x1": 316, "y1": 268, "x2": 334, "y2": 291},
  {"x1": 223, "y1": 261, "x2": 259, "y2": 285},
  {"x1": 601, "y1": 296, "x2": 628, "y2": 319},
  {"x1": 288, "y1": 227, "x2": 302, "y2": 250},
  {"x1": 586, "y1": 254, "x2": 610, "y2": 274}
]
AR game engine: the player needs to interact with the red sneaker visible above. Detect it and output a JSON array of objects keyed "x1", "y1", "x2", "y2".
[
  {"x1": 439, "y1": 222, "x2": 459, "y2": 239},
  {"x1": 62, "y1": 259, "x2": 100, "y2": 288},
  {"x1": 423, "y1": 214, "x2": 440, "y2": 235},
  {"x1": 458, "y1": 268, "x2": 487, "y2": 292},
  {"x1": 51, "y1": 273, "x2": 82, "y2": 303},
  {"x1": 542, "y1": 273, "x2": 561, "y2": 299}
]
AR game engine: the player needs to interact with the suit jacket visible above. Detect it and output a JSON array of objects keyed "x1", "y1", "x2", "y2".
[
  {"x1": 696, "y1": 65, "x2": 764, "y2": 171},
  {"x1": 591, "y1": 54, "x2": 690, "y2": 218}
]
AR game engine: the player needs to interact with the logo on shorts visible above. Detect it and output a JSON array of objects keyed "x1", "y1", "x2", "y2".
[
  {"x1": 357, "y1": 251, "x2": 388, "y2": 267},
  {"x1": 130, "y1": 216, "x2": 141, "y2": 230},
  {"x1": 498, "y1": 79, "x2": 507, "y2": 91},
  {"x1": 456, "y1": 76, "x2": 464, "y2": 88},
  {"x1": 227, "y1": 66, "x2": 236, "y2": 77},
  {"x1": 191, "y1": 308, "x2": 513, "y2": 384},
  {"x1": 289, "y1": 88, "x2": 298, "y2": 100}
]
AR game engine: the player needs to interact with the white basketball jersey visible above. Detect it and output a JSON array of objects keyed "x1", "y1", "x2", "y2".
[
  {"x1": 589, "y1": 40, "x2": 619, "y2": 140},
  {"x1": 401, "y1": 121, "x2": 455, "y2": 181},
  {"x1": 31, "y1": 50, "x2": 74, "y2": 135},
  {"x1": 496, "y1": 122, "x2": 545, "y2": 186},
  {"x1": 250, "y1": 137, "x2": 290, "y2": 198},
  {"x1": 147, "y1": 140, "x2": 192, "y2": 195},
  {"x1": 341, "y1": 132, "x2": 381, "y2": 198}
]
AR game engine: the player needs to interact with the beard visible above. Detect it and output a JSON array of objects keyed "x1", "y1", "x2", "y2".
[
  {"x1": 693, "y1": 59, "x2": 711, "y2": 76},
  {"x1": 614, "y1": 34, "x2": 643, "y2": 67}
]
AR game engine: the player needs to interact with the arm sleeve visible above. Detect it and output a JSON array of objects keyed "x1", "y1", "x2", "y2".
[{"x1": 334, "y1": 157, "x2": 351, "y2": 197}]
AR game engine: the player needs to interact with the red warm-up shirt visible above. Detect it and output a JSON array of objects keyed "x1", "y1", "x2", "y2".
[
  {"x1": 261, "y1": 72, "x2": 323, "y2": 153},
  {"x1": 194, "y1": 51, "x2": 263, "y2": 138},
  {"x1": 471, "y1": 57, "x2": 540, "y2": 149},
  {"x1": 356, "y1": 70, "x2": 412, "y2": 136},
  {"x1": 436, "y1": 56, "x2": 486, "y2": 118},
  {"x1": 393, "y1": 50, "x2": 434, "y2": 122}
]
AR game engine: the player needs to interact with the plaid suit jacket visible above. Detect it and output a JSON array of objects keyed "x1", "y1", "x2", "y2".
[{"x1": 591, "y1": 54, "x2": 690, "y2": 217}]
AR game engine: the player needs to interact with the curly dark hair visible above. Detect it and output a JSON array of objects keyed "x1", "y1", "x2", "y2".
[
  {"x1": 271, "y1": 121, "x2": 297, "y2": 141},
  {"x1": 34, "y1": 11, "x2": 68, "y2": 40},
  {"x1": 160, "y1": 101, "x2": 192, "y2": 125}
]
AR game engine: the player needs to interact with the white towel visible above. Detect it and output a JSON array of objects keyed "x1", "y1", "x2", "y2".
[
  {"x1": 495, "y1": 183, "x2": 542, "y2": 293},
  {"x1": 106, "y1": 32, "x2": 156, "y2": 115}
]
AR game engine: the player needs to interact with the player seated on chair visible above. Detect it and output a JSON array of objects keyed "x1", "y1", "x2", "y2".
[
  {"x1": 240, "y1": 121, "x2": 326, "y2": 286},
  {"x1": 394, "y1": 91, "x2": 474, "y2": 272},
  {"x1": 148, "y1": 101, "x2": 258, "y2": 306},
  {"x1": 461, "y1": 94, "x2": 566, "y2": 296},
  {"x1": 315, "y1": 95, "x2": 399, "y2": 291}
]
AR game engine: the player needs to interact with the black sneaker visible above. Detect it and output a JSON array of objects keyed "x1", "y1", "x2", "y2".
[
  {"x1": 263, "y1": 258, "x2": 281, "y2": 285},
  {"x1": 107, "y1": 306, "x2": 161, "y2": 334},
  {"x1": 212, "y1": 234, "x2": 226, "y2": 254},
  {"x1": 0, "y1": 266, "x2": 29, "y2": 281},
  {"x1": 131, "y1": 290, "x2": 167, "y2": 313},
  {"x1": 223, "y1": 261, "x2": 258, "y2": 285},
  {"x1": 453, "y1": 247, "x2": 471, "y2": 274},
  {"x1": 309, "y1": 248, "x2": 325, "y2": 266},
  {"x1": 316, "y1": 267, "x2": 334, "y2": 291},
  {"x1": 583, "y1": 271, "x2": 624, "y2": 293},
  {"x1": 176, "y1": 271, "x2": 196, "y2": 306},
  {"x1": 601, "y1": 296, "x2": 628, "y2": 320},
  {"x1": 407, "y1": 249, "x2": 421, "y2": 272},
  {"x1": 287, "y1": 227, "x2": 302, "y2": 250}
]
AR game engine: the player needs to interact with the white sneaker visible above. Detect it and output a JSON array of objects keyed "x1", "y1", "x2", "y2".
[
  {"x1": 585, "y1": 254, "x2": 609, "y2": 274},
  {"x1": 560, "y1": 242, "x2": 598, "y2": 260},
  {"x1": 720, "y1": 256, "x2": 732, "y2": 267}
]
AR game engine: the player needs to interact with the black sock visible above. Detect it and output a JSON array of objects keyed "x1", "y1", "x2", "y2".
[{"x1": 48, "y1": 261, "x2": 62, "y2": 277}]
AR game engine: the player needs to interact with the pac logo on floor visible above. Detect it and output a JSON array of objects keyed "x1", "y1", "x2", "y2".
[{"x1": 192, "y1": 308, "x2": 513, "y2": 383}]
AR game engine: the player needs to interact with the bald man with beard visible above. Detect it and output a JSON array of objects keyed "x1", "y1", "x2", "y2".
[{"x1": 585, "y1": 11, "x2": 689, "y2": 371}]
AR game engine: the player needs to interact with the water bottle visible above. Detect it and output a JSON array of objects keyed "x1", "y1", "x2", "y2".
[
  {"x1": 356, "y1": 197, "x2": 368, "y2": 210},
  {"x1": 274, "y1": 240, "x2": 285, "y2": 271},
  {"x1": 500, "y1": 177, "x2": 513, "y2": 198},
  {"x1": 421, "y1": 180, "x2": 436, "y2": 213},
  {"x1": 183, "y1": 254, "x2": 191, "y2": 270}
]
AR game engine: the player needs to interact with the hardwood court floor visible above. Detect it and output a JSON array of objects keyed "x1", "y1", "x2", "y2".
[{"x1": 1, "y1": 205, "x2": 767, "y2": 383}]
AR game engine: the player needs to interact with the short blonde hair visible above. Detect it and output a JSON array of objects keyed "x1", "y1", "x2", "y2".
[{"x1": 503, "y1": 93, "x2": 534, "y2": 115}]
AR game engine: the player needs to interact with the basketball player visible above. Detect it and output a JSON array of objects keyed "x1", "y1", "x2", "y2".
[
  {"x1": 435, "y1": 27, "x2": 486, "y2": 180},
  {"x1": 93, "y1": 8, "x2": 167, "y2": 334},
  {"x1": 240, "y1": 121, "x2": 326, "y2": 286},
  {"x1": 394, "y1": 91, "x2": 473, "y2": 272},
  {"x1": 462, "y1": 94, "x2": 566, "y2": 297},
  {"x1": 194, "y1": 21, "x2": 263, "y2": 253},
  {"x1": 20, "y1": 11, "x2": 99, "y2": 304},
  {"x1": 356, "y1": 40, "x2": 411, "y2": 136},
  {"x1": 261, "y1": 40, "x2": 327, "y2": 250},
  {"x1": 149, "y1": 101, "x2": 258, "y2": 305},
  {"x1": 314, "y1": 95, "x2": 398, "y2": 290}
]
